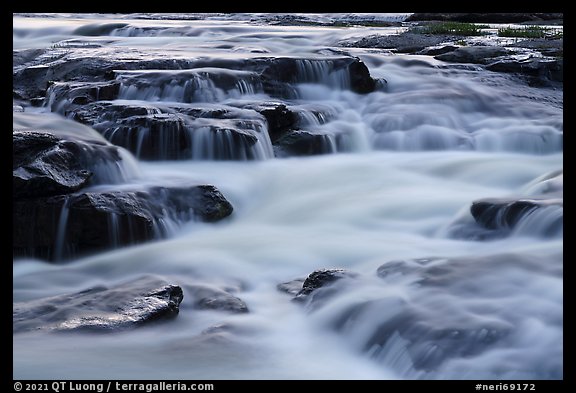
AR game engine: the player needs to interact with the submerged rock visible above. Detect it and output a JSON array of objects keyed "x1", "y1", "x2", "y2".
[
  {"x1": 13, "y1": 276, "x2": 183, "y2": 333},
  {"x1": 444, "y1": 169, "x2": 563, "y2": 241},
  {"x1": 283, "y1": 252, "x2": 562, "y2": 378},
  {"x1": 277, "y1": 279, "x2": 306, "y2": 296},
  {"x1": 470, "y1": 197, "x2": 563, "y2": 234},
  {"x1": 445, "y1": 196, "x2": 563, "y2": 241},
  {"x1": 13, "y1": 185, "x2": 234, "y2": 261},
  {"x1": 184, "y1": 284, "x2": 249, "y2": 313}
]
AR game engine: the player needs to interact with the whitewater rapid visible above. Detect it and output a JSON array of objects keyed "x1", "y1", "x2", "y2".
[{"x1": 13, "y1": 13, "x2": 562, "y2": 380}]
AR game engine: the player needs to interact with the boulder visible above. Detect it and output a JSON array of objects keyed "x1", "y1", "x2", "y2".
[
  {"x1": 295, "y1": 269, "x2": 352, "y2": 299},
  {"x1": 13, "y1": 185, "x2": 234, "y2": 261},
  {"x1": 434, "y1": 46, "x2": 511, "y2": 65},
  {"x1": 260, "y1": 57, "x2": 376, "y2": 94},
  {"x1": 281, "y1": 268, "x2": 357, "y2": 305},
  {"x1": 234, "y1": 102, "x2": 298, "y2": 142},
  {"x1": 13, "y1": 276, "x2": 183, "y2": 333},
  {"x1": 418, "y1": 45, "x2": 460, "y2": 56},
  {"x1": 486, "y1": 58, "x2": 563, "y2": 84},
  {"x1": 509, "y1": 38, "x2": 563, "y2": 57},
  {"x1": 340, "y1": 33, "x2": 453, "y2": 54},
  {"x1": 13, "y1": 131, "x2": 122, "y2": 199}
]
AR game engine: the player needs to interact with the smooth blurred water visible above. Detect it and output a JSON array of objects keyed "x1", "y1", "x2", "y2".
[{"x1": 13, "y1": 13, "x2": 562, "y2": 380}]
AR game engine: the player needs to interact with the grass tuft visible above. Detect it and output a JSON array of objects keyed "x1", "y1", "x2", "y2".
[
  {"x1": 412, "y1": 22, "x2": 488, "y2": 36},
  {"x1": 497, "y1": 26, "x2": 563, "y2": 39}
]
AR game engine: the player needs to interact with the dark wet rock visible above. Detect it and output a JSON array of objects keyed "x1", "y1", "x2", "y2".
[
  {"x1": 13, "y1": 276, "x2": 183, "y2": 333},
  {"x1": 73, "y1": 22, "x2": 130, "y2": 36},
  {"x1": 115, "y1": 68, "x2": 263, "y2": 103},
  {"x1": 184, "y1": 284, "x2": 248, "y2": 313},
  {"x1": 108, "y1": 116, "x2": 262, "y2": 161},
  {"x1": 340, "y1": 33, "x2": 453, "y2": 54},
  {"x1": 196, "y1": 186, "x2": 236, "y2": 221},
  {"x1": 418, "y1": 45, "x2": 459, "y2": 56},
  {"x1": 433, "y1": 47, "x2": 564, "y2": 85},
  {"x1": 509, "y1": 38, "x2": 563, "y2": 57},
  {"x1": 12, "y1": 65, "x2": 53, "y2": 101},
  {"x1": 445, "y1": 170, "x2": 564, "y2": 241},
  {"x1": 30, "y1": 97, "x2": 46, "y2": 107},
  {"x1": 261, "y1": 57, "x2": 376, "y2": 94},
  {"x1": 294, "y1": 268, "x2": 356, "y2": 302},
  {"x1": 486, "y1": 57, "x2": 563, "y2": 84},
  {"x1": 348, "y1": 59, "x2": 377, "y2": 93},
  {"x1": 434, "y1": 46, "x2": 511, "y2": 65},
  {"x1": 13, "y1": 185, "x2": 233, "y2": 261},
  {"x1": 13, "y1": 131, "x2": 123, "y2": 199},
  {"x1": 13, "y1": 48, "x2": 47, "y2": 68},
  {"x1": 13, "y1": 56, "x2": 195, "y2": 101},
  {"x1": 446, "y1": 194, "x2": 563, "y2": 241},
  {"x1": 71, "y1": 101, "x2": 163, "y2": 125},
  {"x1": 14, "y1": 51, "x2": 376, "y2": 103},
  {"x1": 278, "y1": 269, "x2": 357, "y2": 310},
  {"x1": 406, "y1": 13, "x2": 563, "y2": 24},
  {"x1": 275, "y1": 131, "x2": 336, "y2": 157},
  {"x1": 72, "y1": 101, "x2": 256, "y2": 126},
  {"x1": 470, "y1": 197, "x2": 563, "y2": 231},
  {"x1": 69, "y1": 102, "x2": 268, "y2": 160},
  {"x1": 47, "y1": 80, "x2": 121, "y2": 112},
  {"x1": 234, "y1": 102, "x2": 298, "y2": 142}
]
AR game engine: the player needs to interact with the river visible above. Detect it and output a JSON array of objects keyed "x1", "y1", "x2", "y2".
[{"x1": 13, "y1": 13, "x2": 562, "y2": 380}]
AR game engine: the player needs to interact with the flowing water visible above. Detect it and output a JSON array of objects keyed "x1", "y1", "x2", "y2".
[{"x1": 13, "y1": 13, "x2": 562, "y2": 380}]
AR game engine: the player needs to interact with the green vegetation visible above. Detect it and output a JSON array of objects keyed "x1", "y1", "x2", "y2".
[
  {"x1": 412, "y1": 22, "x2": 488, "y2": 36},
  {"x1": 497, "y1": 26, "x2": 563, "y2": 39}
]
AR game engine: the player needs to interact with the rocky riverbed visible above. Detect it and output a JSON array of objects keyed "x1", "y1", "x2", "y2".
[{"x1": 13, "y1": 13, "x2": 562, "y2": 380}]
